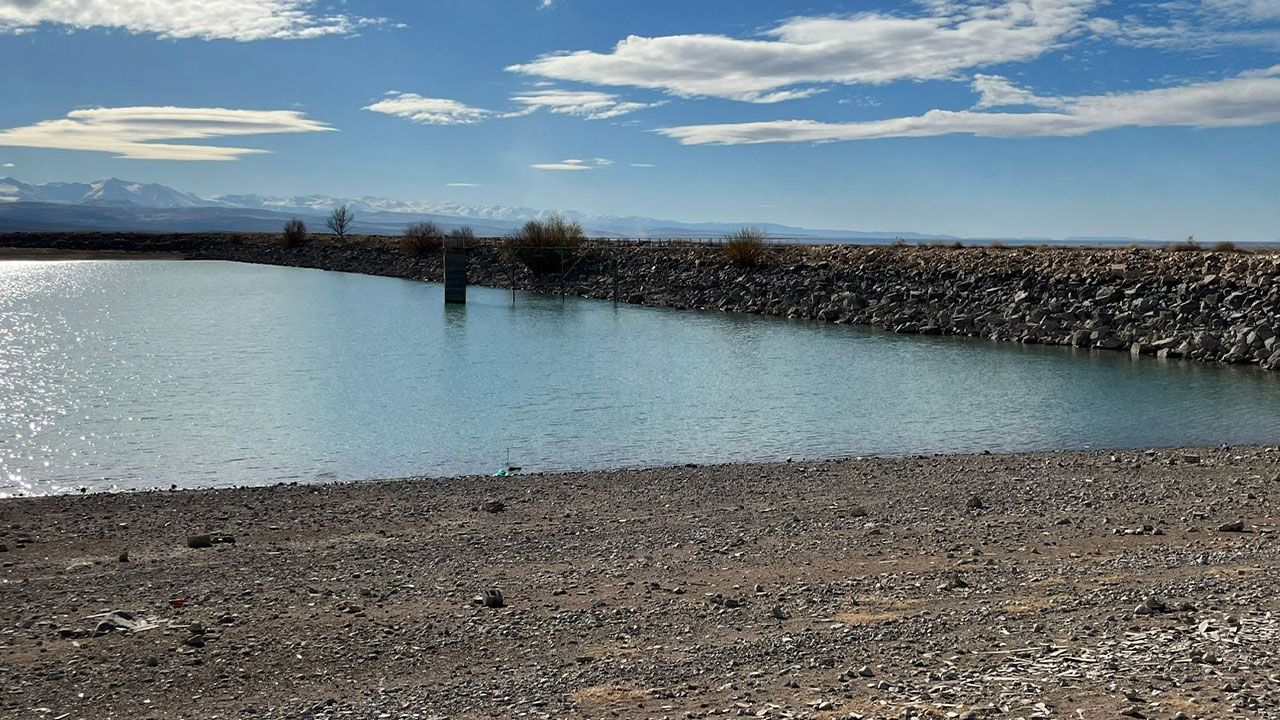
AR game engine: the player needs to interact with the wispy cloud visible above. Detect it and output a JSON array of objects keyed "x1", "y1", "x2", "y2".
[
  {"x1": 971, "y1": 74, "x2": 1062, "y2": 110},
  {"x1": 507, "y1": 0, "x2": 1099, "y2": 103},
  {"x1": 509, "y1": 89, "x2": 663, "y2": 120},
  {"x1": 0, "y1": 0, "x2": 399, "y2": 42},
  {"x1": 0, "y1": 106, "x2": 336, "y2": 161},
  {"x1": 656, "y1": 67, "x2": 1280, "y2": 145},
  {"x1": 447, "y1": 182, "x2": 480, "y2": 187},
  {"x1": 1, "y1": 163, "x2": 13, "y2": 168},
  {"x1": 531, "y1": 158, "x2": 612, "y2": 171},
  {"x1": 367, "y1": 89, "x2": 660, "y2": 126},
  {"x1": 363, "y1": 94, "x2": 495, "y2": 125},
  {"x1": 630, "y1": 163, "x2": 655, "y2": 167},
  {"x1": 1084, "y1": 0, "x2": 1280, "y2": 48},
  {"x1": 1208, "y1": 0, "x2": 1280, "y2": 22}
]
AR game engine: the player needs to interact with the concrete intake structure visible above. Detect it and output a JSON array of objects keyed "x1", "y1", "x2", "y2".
[{"x1": 443, "y1": 247, "x2": 467, "y2": 304}]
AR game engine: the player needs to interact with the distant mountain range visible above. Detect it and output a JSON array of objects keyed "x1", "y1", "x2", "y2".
[{"x1": 0, "y1": 176, "x2": 1158, "y2": 245}]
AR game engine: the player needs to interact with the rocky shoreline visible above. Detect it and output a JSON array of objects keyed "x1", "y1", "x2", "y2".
[
  {"x1": 2, "y1": 446, "x2": 1278, "y2": 719},
  {"x1": 3, "y1": 232, "x2": 1278, "y2": 370}
]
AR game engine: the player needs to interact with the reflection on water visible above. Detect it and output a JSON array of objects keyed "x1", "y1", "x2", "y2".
[{"x1": 2, "y1": 259, "x2": 1278, "y2": 496}]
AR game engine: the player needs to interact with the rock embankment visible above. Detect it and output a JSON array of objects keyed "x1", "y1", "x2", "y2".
[
  {"x1": 552, "y1": 244, "x2": 1280, "y2": 371},
  {"x1": 4, "y1": 232, "x2": 1278, "y2": 370}
]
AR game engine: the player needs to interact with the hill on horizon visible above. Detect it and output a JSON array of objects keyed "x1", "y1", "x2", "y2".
[{"x1": 0, "y1": 175, "x2": 1166, "y2": 246}]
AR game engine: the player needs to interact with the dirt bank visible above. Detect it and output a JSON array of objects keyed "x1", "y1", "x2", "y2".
[{"x1": 3, "y1": 446, "x2": 1279, "y2": 719}]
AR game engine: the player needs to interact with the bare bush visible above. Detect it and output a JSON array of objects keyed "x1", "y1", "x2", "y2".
[
  {"x1": 281, "y1": 218, "x2": 308, "y2": 248},
  {"x1": 503, "y1": 214, "x2": 586, "y2": 275},
  {"x1": 401, "y1": 221, "x2": 444, "y2": 255},
  {"x1": 445, "y1": 226, "x2": 476, "y2": 250}
]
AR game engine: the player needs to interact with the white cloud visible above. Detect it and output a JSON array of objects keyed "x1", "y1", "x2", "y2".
[
  {"x1": 1241, "y1": 63, "x2": 1280, "y2": 77},
  {"x1": 2, "y1": 162, "x2": 13, "y2": 168},
  {"x1": 447, "y1": 182, "x2": 480, "y2": 187},
  {"x1": 507, "y1": 1, "x2": 1098, "y2": 103},
  {"x1": 0, "y1": 0, "x2": 396, "y2": 42},
  {"x1": 1204, "y1": 0, "x2": 1280, "y2": 22},
  {"x1": 509, "y1": 89, "x2": 663, "y2": 120},
  {"x1": 367, "y1": 89, "x2": 660, "y2": 126},
  {"x1": 531, "y1": 158, "x2": 611, "y2": 171},
  {"x1": 657, "y1": 69, "x2": 1280, "y2": 145},
  {"x1": 363, "y1": 94, "x2": 494, "y2": 125},
  {"x1": 538, "y1": 0, "x2": 555, "y2": 9},
  {"x1": 0, "y1": 106, "x2": 335, "y2": 161},
  {"x1": 971, "y1": 74, "x2": 1062, "y2": 109},
  {"x1": 630, "y1": 163, "x2": 655, "y2": 168},
  {"x1": 1085, "y1": 0, "x2": 1280, "y2": 48}
]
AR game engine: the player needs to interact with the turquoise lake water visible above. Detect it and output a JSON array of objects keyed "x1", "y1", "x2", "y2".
[{"x1": 2, "y1": 259, "x2": 1278, "y2": 496}]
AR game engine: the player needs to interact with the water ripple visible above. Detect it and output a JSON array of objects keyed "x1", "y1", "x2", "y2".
[{"x1": 2, "y1": 259, "x2": 1278, "y2": 497}]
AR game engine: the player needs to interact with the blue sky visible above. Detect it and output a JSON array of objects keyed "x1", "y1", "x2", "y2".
[{"x1": 1, "y1": 0, "x2": 1278, "y2": 240}]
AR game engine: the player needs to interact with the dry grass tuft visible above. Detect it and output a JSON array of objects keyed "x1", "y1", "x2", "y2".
[
  {"x1": 722, "y1": 226, "x2": 770, "y2": 268},
  {"x1": 571, "y1": 685, "x2": 651, "y2": 708},
  {"x1": 837, "y1": 597, "x2": 924, "y2": 625}
]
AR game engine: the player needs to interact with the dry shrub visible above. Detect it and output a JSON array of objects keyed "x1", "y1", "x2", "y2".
[
  {"x1": 281, "y1": 218, "x2": 308, "y2": 248},
  {"x1": 401, "y1": 221, "x2": 445, "y2": 255},
  {"x1": 722, "y1": 226, "x2": 770, "y2": 268},
  {"x1": 1212, "y1": 241, "x2": 1248, "y2": 253},
  {"x1": 504, "y1": 213, "x2": 586, "y2": 275},
  {"x1": 445, "y1": 226, "x2": 476, "y2": 250}
]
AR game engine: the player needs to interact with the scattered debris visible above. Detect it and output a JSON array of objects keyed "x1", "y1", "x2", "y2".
[{"x1": 187, "y1": 534, "x2": 236, "y2": 549}]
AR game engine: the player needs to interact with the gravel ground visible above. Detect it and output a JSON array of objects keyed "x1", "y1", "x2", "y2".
[{"x1": 2, "y1": 447, "x2": 1279, "y2": 720}]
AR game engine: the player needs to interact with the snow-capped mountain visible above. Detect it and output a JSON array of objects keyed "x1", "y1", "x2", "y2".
[
  {"x1": 208, "y1": 192, "x2": 643, "y2": 227},
  {"x1": 0, "y1": 176, "x2": 995, "y2": 241},
  {"x1": 0, "y1": 177, "x2": 212, "y2": 208}
]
